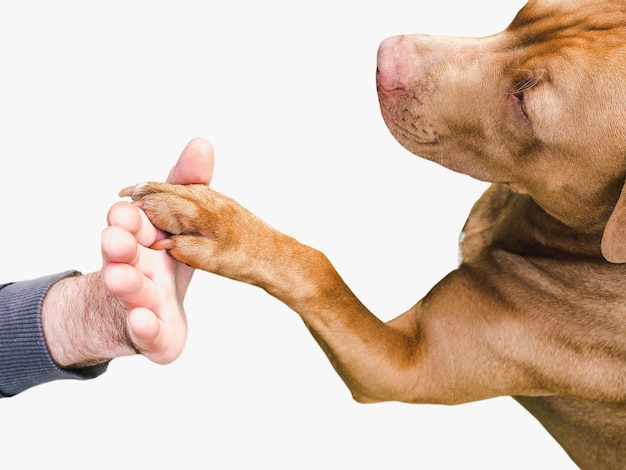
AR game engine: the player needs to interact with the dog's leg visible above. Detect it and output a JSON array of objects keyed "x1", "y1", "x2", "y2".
[{"x1": 121, "y1": 183, "x2": 626, "y2": 405}]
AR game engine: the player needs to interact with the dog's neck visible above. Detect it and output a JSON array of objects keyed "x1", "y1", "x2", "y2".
[{"x1": 460, "y1": 183, "x2": 607, "y2": 263}]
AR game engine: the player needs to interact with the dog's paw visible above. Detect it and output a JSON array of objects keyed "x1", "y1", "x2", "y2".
[
  {"x1": 120, "y1": 182, "x2": 217, "y2": 239},
  {"x1": 120, "y1": 182, "x2": 270, "y2": 280}
]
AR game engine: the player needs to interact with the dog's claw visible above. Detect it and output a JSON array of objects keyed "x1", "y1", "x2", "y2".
[
  {"x1": 119, "y1": 186, "x2": 135, "y2": 198},
  {"x1": 119, "y1": 182, "x2": 148, "y2": 198},
  {"x1": 151, "y1": 238, "x2": 174, "y2": 251}
]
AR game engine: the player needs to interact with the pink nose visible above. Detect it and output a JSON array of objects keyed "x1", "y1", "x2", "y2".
[{"x1": 376, "y1": 35, "x2": 408, "y2": 92}]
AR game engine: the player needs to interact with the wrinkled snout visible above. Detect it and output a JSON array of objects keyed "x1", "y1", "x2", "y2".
[
  {"x1": 376, "y1": 34, "x2": 441, "y2": 149},
  {"x1": 375, "y1": 32, "x2": 500, "y2": 180}
]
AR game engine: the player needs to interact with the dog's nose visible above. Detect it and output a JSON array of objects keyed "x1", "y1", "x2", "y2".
[{"x1": 377, "y1": 35, "x2": 408, "y2": 92}]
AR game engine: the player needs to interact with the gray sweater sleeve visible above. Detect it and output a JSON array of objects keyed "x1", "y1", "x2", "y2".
[{"x1": 0, "y1": 271, "x2": 108, "y2": 398}]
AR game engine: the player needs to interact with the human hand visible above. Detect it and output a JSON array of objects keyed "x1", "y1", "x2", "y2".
[
  {"x1": 41, "y1": 138, "x2": 214, "y2": 367},
  {"x1": 102, "y1": 138, "x2": 214, "y2": 363}
]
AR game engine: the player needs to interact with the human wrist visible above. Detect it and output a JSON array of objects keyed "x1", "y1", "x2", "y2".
[{"x1": 41, "y1": 271, "x2": 138, "y2": 369}]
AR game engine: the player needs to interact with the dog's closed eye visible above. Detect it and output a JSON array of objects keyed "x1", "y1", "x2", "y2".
[{"x1": 509, "y1": 71, "x2": 544, "y2": 125}]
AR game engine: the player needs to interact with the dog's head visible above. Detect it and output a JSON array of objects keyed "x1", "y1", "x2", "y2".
[{"x1": 376, "y1": 0, "x2": 626, "y2": 262}]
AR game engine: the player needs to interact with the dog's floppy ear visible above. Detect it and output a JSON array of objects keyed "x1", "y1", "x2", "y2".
[{"x1": 602, "y1": 182, "x2": 626, "y2": 263}]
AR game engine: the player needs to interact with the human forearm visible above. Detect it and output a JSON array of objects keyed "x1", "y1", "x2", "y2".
[{"x1": 41, "y1": 271, "x2": 137, "y2": 369}]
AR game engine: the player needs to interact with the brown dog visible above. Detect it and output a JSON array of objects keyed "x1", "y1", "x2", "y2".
[{"x1": 122, "y1": 0, "x2": 626, "y2": 468}]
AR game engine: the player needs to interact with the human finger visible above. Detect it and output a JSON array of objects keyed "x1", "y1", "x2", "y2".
[
  {"x1": 126, "y1": 307, "x2": 186, "y2": 364},
  {"x1": 107, "y1": 200, "x2": 158, "y2": 247},
  {"x1": 167, "y1": 137, "x2": 215, "y2": 185},
  {"x1": 102, "y1": 262, "x2": 162, "y2": 311},
  {"x1": 101, "y1": 224, "x2": 140, "y2": 265}
]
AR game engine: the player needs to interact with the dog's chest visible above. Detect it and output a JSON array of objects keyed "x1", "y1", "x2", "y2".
[{"x1": 458, "y1": 183, "x2": 512, "y2": 264}]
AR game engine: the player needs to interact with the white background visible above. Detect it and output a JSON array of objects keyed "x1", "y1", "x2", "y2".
[{"x1": 0, "y1": 1, "x2": 578, "y2": 468}]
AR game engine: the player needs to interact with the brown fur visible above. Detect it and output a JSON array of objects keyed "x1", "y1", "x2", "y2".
[{"x1": 122, "y1": 1, "x2": 626, "y2": 467}]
